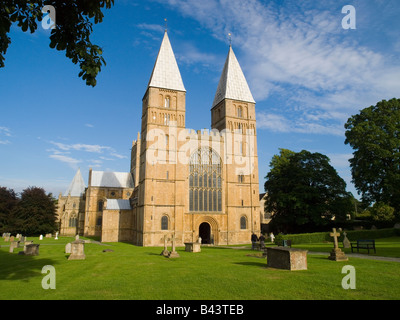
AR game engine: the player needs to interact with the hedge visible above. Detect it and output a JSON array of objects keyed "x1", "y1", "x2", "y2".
[{"x1": 273, "y1": 228, "x2": 400, "y2": 245}]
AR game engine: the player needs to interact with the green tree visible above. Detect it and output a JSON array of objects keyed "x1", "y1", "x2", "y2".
[
  {"x1": 0, "y1": 186, "x2": 18, "y2": 233},
  {"x1": 10, "y1": 186, "x2": 57, "y2": 235},
  {"x1": 264, "y1": 149, "x2": 353, "y2": 233},
  {"x1": 345, "y1": 98, "x2": 400, "y2": 216},
  {"x1": 370, "y1": 202, "x2": 395, "y2": 222},
  {"x1": 0, "y1": 0, "x2": 114, "y2": 86}
]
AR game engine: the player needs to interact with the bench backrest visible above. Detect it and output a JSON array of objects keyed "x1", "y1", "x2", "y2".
[{"x1": 357, "y1": 239, "x2": 375, "y2": 244}]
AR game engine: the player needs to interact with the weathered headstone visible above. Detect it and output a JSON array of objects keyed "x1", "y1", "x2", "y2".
[
  {"x1": 184, "y1": 242, "x2": 201, "y2": 253},
  {"x1": 328, "y1": 228, "x2": 348, "y2": 261},
  {"x1": 168, "y1": 235, "x2": 180, "y2": 258},
  {"x1": 342, "y1": 232, "x2": 351, "y2": 249},
  {"x1": 24, "y1": 244, "x2": 40, "y2": 256},
  {"x1": 23, "y1": 240, "x2": 33, "y2": 251},
  {"x1": 160, "y1": 235, "x2": 169, "y2": 257},
  {"x1": 9, "y1": 241, "x2": 19, "y2": 253},
  {"x1": 68, "y1": 240, "x2": 86, "y2": 260},
  {"x1": 65, "y1": 242, "x2": 72, "y2": 254},
  {"x1": 266, "y1": 247, "x2": 308, "y2": 270}
]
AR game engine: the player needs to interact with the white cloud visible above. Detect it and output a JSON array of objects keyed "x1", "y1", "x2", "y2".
[
  {"x1": 49, "y1": 154, "x2": 81, "y2": 169},
  {"x1": 47, "y1": 140, "x2": 127, "y2": 169},
  {"x1": 159, "y1": 0, "x2": 400, "y2": 135}
]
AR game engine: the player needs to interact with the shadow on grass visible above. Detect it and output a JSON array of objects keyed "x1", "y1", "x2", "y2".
[
  {"x1": 0, "y1": 248, "x2": 58, "y2": 282},
  {"x1": 234, "y1": 261, "x2": 267, "y2": 268}
]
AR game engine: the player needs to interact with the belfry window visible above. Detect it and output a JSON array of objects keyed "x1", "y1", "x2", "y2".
[
  {"x1": 189, "y1": 147, "x2": 222, "y2": 212},
  {"x1": 165, "y1": 97, "x2": 170, "y2": 108}
]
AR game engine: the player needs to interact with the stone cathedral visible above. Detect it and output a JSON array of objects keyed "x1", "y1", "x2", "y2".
[{"x1": 57, "y1": 31, "x2": 261, "y2": 246}]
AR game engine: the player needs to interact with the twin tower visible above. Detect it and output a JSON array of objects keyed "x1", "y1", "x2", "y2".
[{"x1": 59, "y1": 31, "x2": 260, "y2": 246}]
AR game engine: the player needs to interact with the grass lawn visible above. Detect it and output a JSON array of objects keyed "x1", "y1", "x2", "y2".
[{"x1": 1, "y1": 236, "x2": 400, "y2": 300}]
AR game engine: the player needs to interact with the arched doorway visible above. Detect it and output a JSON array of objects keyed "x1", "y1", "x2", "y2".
[{"x1": 199, "y1": 222, "x2": 211, "y2": 244}]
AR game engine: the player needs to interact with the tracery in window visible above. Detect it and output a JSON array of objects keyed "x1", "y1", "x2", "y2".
[{"x1": 189, "y1": 147, "x2": 222, "y2": 212}]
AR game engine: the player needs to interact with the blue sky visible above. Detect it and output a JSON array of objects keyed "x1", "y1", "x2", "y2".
[{"x1": 0, "y1": 0, "x2": 399, "y2": 198}]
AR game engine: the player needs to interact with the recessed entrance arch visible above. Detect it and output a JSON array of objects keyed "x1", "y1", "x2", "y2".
[{"x1": 199, "y1": 222, "x2": 211, "y2": 244}]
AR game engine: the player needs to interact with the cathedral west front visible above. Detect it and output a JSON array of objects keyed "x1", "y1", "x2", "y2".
[{"x1": 57, "y1": 31, "x2": 261, "y2": 246}]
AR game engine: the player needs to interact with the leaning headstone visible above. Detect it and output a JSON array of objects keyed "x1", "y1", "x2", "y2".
[
  {"x1": 24, "y1": 244, "x2": 40, "y2": 256},
  {"x1": 68, "y1": 240, "x2": 86, "y2": 260},
  {"x1": 342, "y1": 232, "x2": 351, "y2": 249},
  {"x1": 65, "y1": 243, "x2": 72, "y2": 254},
  {"x1": 328, "y1": 228, "x2": 348, "y2": 261}
]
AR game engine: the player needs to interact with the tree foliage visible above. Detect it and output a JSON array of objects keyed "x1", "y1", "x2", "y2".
[
  {"x1": 264, "y1": 149, "x2": 353, "y2": 233},
  {"x1": 0, "y1": 186, "x2": 18, "y2": 233},
  {"x1": 345, "y1": 98, "x2": 400, "y2": 215},
  {"x1": 0, "y1": 0, "x2": 114, "y2": 86},
  {"x1": 0, "y1": 186, "x2": 58, "y2": 235}
]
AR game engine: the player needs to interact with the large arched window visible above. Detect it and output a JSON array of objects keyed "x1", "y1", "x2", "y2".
[{"x1": 189, "y1": 147, "x2": 222, "y2": 212}]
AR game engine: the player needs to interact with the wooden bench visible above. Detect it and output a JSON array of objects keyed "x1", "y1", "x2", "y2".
[{"x1": 350, "y1": 239, "x2": 376, "y2": 254}]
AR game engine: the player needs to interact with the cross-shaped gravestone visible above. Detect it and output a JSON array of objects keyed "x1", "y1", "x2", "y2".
[
  {"x1": 330, "y1": 228, "x2": 340, "y2": 249},
  {"x1": 328, "y1": 228, "x2": 348, "y2": 261}
]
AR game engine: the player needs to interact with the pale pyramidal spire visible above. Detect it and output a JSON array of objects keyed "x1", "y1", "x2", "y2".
[
  {"x1": 212, "y1": 40, "x2": 255, "y2": 107},
  {"x1": 147, "y1": 28, "x2": 186, "y2": 92},
  {"x1": 64, "y1": 168, "x2": 86, "y2": 197}
]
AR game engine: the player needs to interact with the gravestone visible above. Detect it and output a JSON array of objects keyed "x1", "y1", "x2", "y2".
[
  {"x1": 23, "y1": 240, "x2": 33, "y2": 251},
  {"x1": 184, "y1": 242, "x2": 201, "y2": 253},
  {"x1": 10, "y1": 236, "x2": 14, "y2": 242},
  {"x1": 55, "y1": 232, "x2": 59, "y2": 240},
  {"x1": 24, "y1": 244, "x2": 40, "y2": 256},
  {"x1": 394, "y1": 223, "x2": 400, "y2": 229},
  {"x1": 168, "y1": 235, "x2": 180, "y2": 258},
  {"x1": 65, "y1": 243, "x2": 72, "y2": 254},
  {"x1": 68, "y1": 240, "x2": 86, "y2": 260},
  {"x1": 160, "y1": 235, "x2": 169, "y2": 257},
  {"x1": 75, "y1": 234, "x2": 80, "y2": 241},
  {"x1": 328, "y1": 228, "x2": 348, "y2": 261},
  {"x1": 9, "y1": 241, "x2": 19, "y2": 253},
  {"x1": 266, "y1": 247, "x2": 308, "y2": 270},
  {"x1": 39, "y1": 235, "x2": 43, "y2": 240},
  {"x1": 342, "y1": 232, "x2": 351, "y2": 249}
]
